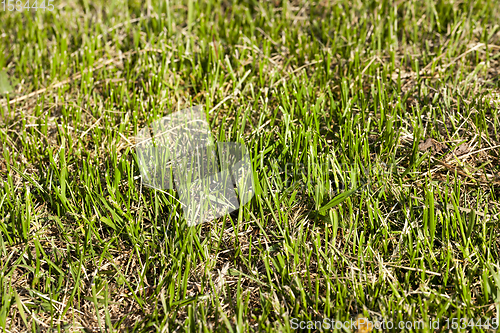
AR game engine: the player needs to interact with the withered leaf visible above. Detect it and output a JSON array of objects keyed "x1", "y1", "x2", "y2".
[
  {"x1": 454, "y1": 143, "x2": 470, "y2": 156},
  {"x1": 418, "y1": 138, "x2": 433, "y2": 152},
  {"x1": 418, "y1": 138, "x2": 447, "y2": 154}
]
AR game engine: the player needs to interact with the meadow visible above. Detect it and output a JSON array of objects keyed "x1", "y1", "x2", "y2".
[{"x1": 0, "y1": 0, "x2": 500, "y2": 331}]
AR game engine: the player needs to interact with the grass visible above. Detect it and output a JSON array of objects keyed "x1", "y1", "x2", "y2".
[{"x1": 0, "y1": 0, "x2": 500, "y2": 331}]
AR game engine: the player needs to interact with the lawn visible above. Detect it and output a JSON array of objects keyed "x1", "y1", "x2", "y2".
[{"x1": 1, "y1": 0, "x2": 500, "y2": 331}]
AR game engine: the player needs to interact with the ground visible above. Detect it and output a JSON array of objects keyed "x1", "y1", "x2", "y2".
[{"x1": 1, "y1": 0, "x2": 500, "y2": 332}]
